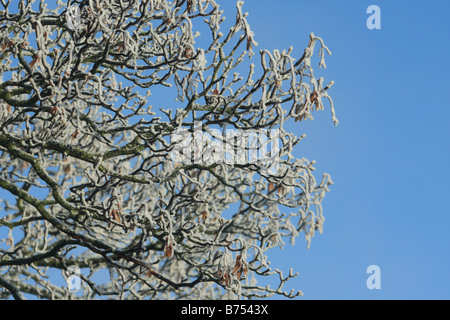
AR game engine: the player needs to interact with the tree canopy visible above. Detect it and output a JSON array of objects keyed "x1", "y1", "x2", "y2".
[{"x1": 0, "y1": 0, "x2": 337, "y2": 299}]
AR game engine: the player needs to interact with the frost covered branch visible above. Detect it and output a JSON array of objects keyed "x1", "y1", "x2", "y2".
[{"x1": 0, "y1": 0, "x2": 336, "y2": 300}]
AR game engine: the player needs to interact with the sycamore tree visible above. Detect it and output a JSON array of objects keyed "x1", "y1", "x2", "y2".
[{"x1": 0, "y1": 0, "x2": 338, "y2": 300}]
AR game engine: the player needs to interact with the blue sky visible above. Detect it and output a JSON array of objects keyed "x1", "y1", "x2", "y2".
[{"x1": 226, "y1": 0, "x2": 450, "y2": 299}]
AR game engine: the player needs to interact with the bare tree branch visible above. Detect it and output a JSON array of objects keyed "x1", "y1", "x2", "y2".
[{"x1": 0, "y1": 0, "x2": 337, "y2": 300}]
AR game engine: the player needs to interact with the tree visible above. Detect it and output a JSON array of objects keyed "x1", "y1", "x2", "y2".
[{"x1": 0, "y1": 0, "x2": 337, "y2": 300}]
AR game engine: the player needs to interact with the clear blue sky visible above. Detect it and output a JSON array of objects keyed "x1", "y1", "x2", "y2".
[{"x1": 225, "y1": 0, "x2": 450, "y2": 299}]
